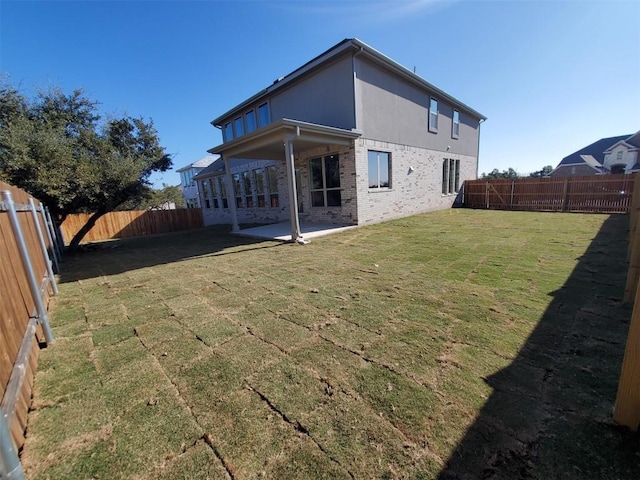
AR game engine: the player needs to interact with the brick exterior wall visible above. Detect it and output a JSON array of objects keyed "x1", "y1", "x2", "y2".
[
  {"x1": 354, "y1": 138, "x2": 477, "y2": 225},
  {"x1": 200, "y1": 139, "x2": 478, "y2": 227}
]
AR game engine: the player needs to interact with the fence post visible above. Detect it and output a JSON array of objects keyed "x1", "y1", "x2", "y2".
[
  {"x1": 45, "y1": 206, "x2": 64, "y2": 256},
  {"x1": 41, "y1": 203, "x2": 61, "y2": 270},
  {"x1": 485, "y1": 181, "x2": 489, "y2": 209},
  {"x1": 1, "y1": 191, "x2": 55, "y2": 345},
  {"x1": 562, "y1": 178, "x2": 569, "y2": 212},
  {"x1": 0, "y1": 413, "x2": 25, "y2": 480},
  {"x1": 510, "y1": 181, "x2": 515, "y2": 208},
  {"x1": 628, "y1": 174, "x2": 640, "y2": 261},
  {"x1": 28, "y1": 199, "x2": 58, "y2": 295}
]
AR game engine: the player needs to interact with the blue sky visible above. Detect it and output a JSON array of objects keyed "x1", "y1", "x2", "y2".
[{"x1": 1, "y1": 0, "x2": 639, "y2": 187}]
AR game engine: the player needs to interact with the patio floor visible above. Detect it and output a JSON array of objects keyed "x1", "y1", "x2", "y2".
[{"x1": 236, "y1": 221, "x2": 357, "y2": 241}]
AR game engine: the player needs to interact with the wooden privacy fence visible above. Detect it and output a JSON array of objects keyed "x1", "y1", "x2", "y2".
[
  {"x1": 60, "y1": 208, "x2": 203, "y2": 245},
  {"x1": 1, "y1": 181, "x2": 63, "y2": 479},
  {"x1": 463, "y1": 174, "x2": 635, "y2": 213}
]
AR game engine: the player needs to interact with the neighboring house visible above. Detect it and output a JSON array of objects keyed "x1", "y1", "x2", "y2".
[
  {"x1": 550, "y1": 133, "x2": 640, "y2": 177},
  {"x1": 195, "y1": 38, "x2": 486, "y2": 242},
  {"x1": 176, "y1": 156, "x2": 217, "y2": 208}
]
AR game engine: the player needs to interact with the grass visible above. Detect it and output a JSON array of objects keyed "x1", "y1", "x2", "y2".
[{"x1": 21, "y1": 209, "x2": 639, "y2": 479}]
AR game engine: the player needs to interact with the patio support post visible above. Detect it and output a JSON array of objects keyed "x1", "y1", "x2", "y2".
[
  {"x1": 223, "y1": 156, "x2": 240, "y2": 232},
  {"x1": 284, "y1": 138, "x2": 303, "y2": 243}
]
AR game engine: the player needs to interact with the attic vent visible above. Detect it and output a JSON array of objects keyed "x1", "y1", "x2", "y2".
[{"x1": 273, "y1": 76, "x2": 284, "y2": 84}]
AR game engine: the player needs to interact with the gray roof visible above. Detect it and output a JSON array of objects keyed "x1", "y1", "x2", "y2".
[
  {"x1": 212, "y1": 38, "x2": 486, "y2": 127},
  {"x1": 557, "y1": 135, "x2": 632, "y2": 167},
  {"x1": 175, "y1": 156, "x2": 217, "y2": 173},
  {"x1": 193, "y1": 158, "x2": 258, "y2": 180}
]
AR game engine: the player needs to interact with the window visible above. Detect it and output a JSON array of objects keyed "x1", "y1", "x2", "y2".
[
  {"x1": 442, "y1": 158, "x2": 460, "y2": 195},
  {"x1": 202, "y1": 179, "x2": 211, "y2": 208},
  {"x1": 254, "y1": 168, "x2": 266, "y2": 207},
  {"x1": 219, "y1": 177, "x2": 228, "y2": 208},
  {"x1": 258, "y1": 103, "x2": 270, "y2": 128},
  {"x1": 233, "y1": 117, "x2": 244, "y2": 137},
  {"x1": 617, "y1": 151, "x2": 624, "y2": 161},
  {"x1": 429, "y1": 97, "x2": 438, "y2": 133},
  {"x1": 232, "y1": 173, "x2": 243, "y2": 208},
  {"x1": 368, "y1": 151, "x2": 391, "y2": 189},
  {"x1": 266, "y1": 166, "x2": 279, "y2": 207},
  {"x1": 209, "y1": 179, "x2": 219, "y2": 208},
  {"x1": 310, "y1": 154, "x2": 341, "y2": 207},
  {"x1": 452, "y1": 110, "x2": 460, "y2": 139},
  {"x1": 245, "y1": 110, "x2": 256, "y2": 133},
  {"x1": 243, "y1": 171, "x2": 253, "y2": 208},
  {"x1": 223, "y1": 122, "x2": 233, "y2": 142}
]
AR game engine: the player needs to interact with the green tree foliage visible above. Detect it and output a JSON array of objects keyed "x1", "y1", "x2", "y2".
[
  {"x1": 0, "y1": 82, "x2": 172, "y2": 250},
  {"x1": 481, "y1": 168, "x2": 520, "y2": 179},
  {"x1": 119, "y1": 183, "x2": 185, "y2": 210},
  {"x1": 529, "y1": 165, "x2": 553, "y2": 178}
]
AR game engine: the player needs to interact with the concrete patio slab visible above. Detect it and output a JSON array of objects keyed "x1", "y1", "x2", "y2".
[{"x1": 235, "y1": 221, "x2": 357, "y2": 242}]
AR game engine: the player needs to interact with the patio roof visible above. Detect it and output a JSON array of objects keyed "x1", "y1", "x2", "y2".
[{"x1": 207, "y1": 118, "x2": 362, "y2": 161}]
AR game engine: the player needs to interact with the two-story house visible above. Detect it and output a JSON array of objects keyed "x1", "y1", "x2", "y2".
[
  {"x1": 195, "y1": 38, "x2": 486, "y2": 242},
  {"x1": 176, "y1": 156, "x2": 217, "y2": 208}
]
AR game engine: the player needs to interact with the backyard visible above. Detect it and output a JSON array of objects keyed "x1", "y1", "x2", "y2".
[{"x1": 21, "y1": 209, "x2": 639, "y2": 479}]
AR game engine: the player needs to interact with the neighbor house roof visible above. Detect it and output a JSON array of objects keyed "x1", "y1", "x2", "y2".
[
  {"x1": 193, "y1": 158, "x2": 258, "y2": 180},
  {"x1": 557, "y1": 135, "x2": 632, "y2": 167},
  {"x1": 175, "y1": 155, "x2": 217, "y2": 173},
  {"x1": 211, "y1": 38, "x2": 486, "y2": 127}
]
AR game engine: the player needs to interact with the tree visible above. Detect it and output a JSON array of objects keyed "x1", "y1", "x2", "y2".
[
  {"x1": 529, "y1": 165, "x2": 553, "y2": 178},
  {"x1": 481, "y1": 168, "x2": 520, "y2": 179},
  {"x1": 0, "y1": 82, "x2": 172, "y2": 250},
  {"x1": 119, "y1": 183, "x2": 185, "y2": 210}
]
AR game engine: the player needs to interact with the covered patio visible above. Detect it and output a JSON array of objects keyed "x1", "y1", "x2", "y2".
[
  {"x1": 209, "y1": 118, "x2": 361, "y2": 243},
  {"x1": 235, "y1": 221, "x2": 356, "y2": 242}
]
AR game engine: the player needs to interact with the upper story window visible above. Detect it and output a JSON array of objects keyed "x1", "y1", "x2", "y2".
[
  {"x1": 310, "y1": 154, "x2": 341, "y2": 207},
  {"x1": 368, "y1": 151, "x2": 391, "y2": 189},
  {"x1": 223, "y1": 122, "x2": 233, "y2": 142},
  {"x1": 180, "y1": 169, "x2": 195, "y2": 187},
  {"x1": 258, "y1": 103, "x2": 270, "y2": 128},
  {"x1": 245, "y1": 110, "x2": 256, "y2": 133},
  {"x1": 429, "y1": 97, "x2": 438, "y2": 133},
  {"x1": 452, "y1": 110, "x2": 460, "y2": 139},
  {"x1": 233, "y1": 117, "x2": 244, "y2": 137},
  {"x1": 617, "y1": 151, "x2": 624, "y2": 160}
]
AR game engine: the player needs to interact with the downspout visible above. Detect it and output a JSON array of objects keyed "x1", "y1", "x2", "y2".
[{"x1": 475, "y1": 118, "x2": 486, "y2": 180}]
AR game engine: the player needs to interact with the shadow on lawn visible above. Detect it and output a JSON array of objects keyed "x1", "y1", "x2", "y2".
[
  {"x1": 438, "y1": 214, "x2": 640, "y2": 479},
  {"x1": 58, "y1": 226, "x2": 282, "y2": 283}
]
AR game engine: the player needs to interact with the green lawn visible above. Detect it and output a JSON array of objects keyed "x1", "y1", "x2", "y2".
[{"x1": 21, "y1": 209, "x2": 639, "y2": 479}]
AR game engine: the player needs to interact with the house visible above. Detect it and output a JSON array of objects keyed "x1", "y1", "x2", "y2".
[
  {"x1": 195, "y1": 38, "x2": 486, "y2": 242},
  {"x1": 550, "y1": 132, "x2": 640, "y2": 177},
  {"x1": 176, "y1": 156, "x2": 217, "y2": 208}
]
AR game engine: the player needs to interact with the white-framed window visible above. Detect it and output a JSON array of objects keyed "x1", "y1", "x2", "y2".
[
  {"x1": 368, "y1": 150, "x2": 391, "y2": 189},
  {"x1": 202, "y1": 179, "x2": 212, "y2": 208},
  {"x1": 223, "y1": 122, "x2": 233, "y2": 142},
  {"x1": 219, "y1": 177, "x2": 228, "y2": 208},
  {"x1": 258, "y1": 103, "x2": 270, "y2": 128},
  {"x1": 266, "y1": 166, "x2": 279, "y2": 207},
  {"x1": 442, "y1": 158, "x2": 460, "y2": 195},
  {"x1": 310, "y1": 154, "x2": 341, "y2": 207},
  {"x1": 233, "y1": 117, "x2": 244, "y2": 137},
  {"x1": 209, "y1": 179, "x2": 219, "y2": 208},
  {"x1": 429, "y1": 97, "x2": 438, "y2": 133},
  {"x1": 452, "y1": 109, "x2": 460, "y2": 139},
  {"x1": 232, "y1": 173, "x2": 243, "y2": 208},
  {"x1": 254, "y1": 168, "x2": 266, "y2": 207},
  {"x1": 617, "y1": 151, "x2": 623, "y2": 161},
  {"x1": 243, "y1": 171, "x2": 253, "y2": 208},
  {"x1": 245, "y1": 110, "x2": 256, "y2": 133}
]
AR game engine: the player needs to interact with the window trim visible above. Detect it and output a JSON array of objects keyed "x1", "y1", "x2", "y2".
[
  {"x1": 429, "y1": 97, "x2": 438, "y2": 133},
  {"x1": 367, "y1": 150, "x2": 391, "y2": 190},
  {"x1": 452, "y1": 109, "x2": 460, "y2": 139},
  {"x1": 309, "y1": 153, "x2": 341, "y2": 208}
]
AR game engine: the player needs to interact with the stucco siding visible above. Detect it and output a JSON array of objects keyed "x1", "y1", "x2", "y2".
[
  {"x1": 269, "y1": 55, "x2": 355, "y2": 130},
  {"x1": 356, "y1": 57, "x2": 479, "y2": 157},
  {"x1": 354, "y1": 138, "x2": 477, "y2": 224}
]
